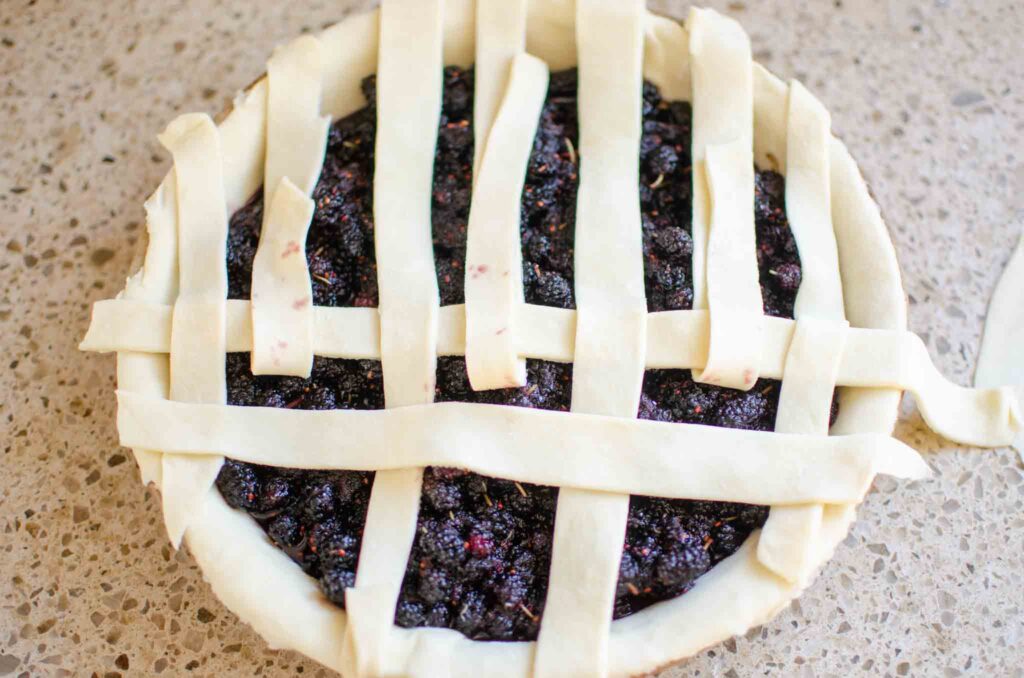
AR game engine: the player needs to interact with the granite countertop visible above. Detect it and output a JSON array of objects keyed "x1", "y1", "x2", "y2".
[{"x1": 2, "y1": 0, "x2": 1022, "y2": 675}]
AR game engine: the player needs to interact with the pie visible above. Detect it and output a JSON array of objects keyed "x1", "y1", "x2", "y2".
[{"x1": 80, "y1": 1, "x2": 1020, "y2": 676}]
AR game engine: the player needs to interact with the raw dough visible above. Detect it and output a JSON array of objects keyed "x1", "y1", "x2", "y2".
[
  {"x1": 975, "y1": 230, "x2": 1024, "y2": 461},
  {"x1": 465, "y1": 53, "x2": 547, "y2": 389}
]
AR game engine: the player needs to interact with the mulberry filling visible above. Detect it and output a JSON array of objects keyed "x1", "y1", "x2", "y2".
[{"x1": 216, "y1": 67, "x2": 821, "y2": 642}]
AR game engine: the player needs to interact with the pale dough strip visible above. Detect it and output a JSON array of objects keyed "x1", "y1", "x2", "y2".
[
  {"x1": 757, "y1": 83, "x2": 846, "y2": 584},
  {"x1": 116, "y1": 78, "x2": 267, "y2": 498},
  {"x1": 785, "y1": 81, "x2": 844, "y2": 319},
  {"x1": 156, "y1": 114, "x2": 230, "y2": 549},
  {"x1": 116, "y1": 391, "x2": 929, "y2": 505},
  {"x1": 535, "y1": 3, "x2": 648, "y2": 675},
  {"x1": 975, "y1": 230, "x2": 1024, "y2": 460},
  {"x1": 643, "y1": 12, "x2": 690, "y2": 102},
  {"x1": 116, "y1": 175, "x2": 180, "y2": 488},
  {"x1": 976, "y1": 231, "x2": 1024, "y2": 388},
  {"x1": 976, "y1": 230, "x2": 1024, "y2": 389},
  {"x1": 250, "y1": 35, "x2": 330, "y2": 376},
  {"x1": 757, "y1": 320, "x2": 848, "y2": 582},
  {"x1": 694, "y1": 137, "x2": 763, "y2": 390},
  {"x1": 465, "y1": 54, "x2": 547, "y2": 390},
  {"x1": 83, "y1": 299, "x2": 384, "y2": 358},
  {"x1": 263, "y1": 35, "x2": 331, "y2": 198},
  {"x1": 689, "y1": 9, "x2": 762, "y2": 391},
  {"x1": 651, "y1": 313, "x2": 1021, "y2": 446},
  {"x1": 687, "y1": 8, "x2": 754, "y2": 320},
  {"x1": 472, "y1": 0, "x2": 528, "y2": 177},
  {"x1": 834, "y1": 328, "x2": 1020, "y2": 445},
  {"x1": 340, "y1": 2, "x2": 443, "y2": 675},
  {"x1": 249, "y1": 180, "x2": 316, "y2": 376},
  {"x1": 83, "y1": 302, "x2": 1020, "y2": 446}
]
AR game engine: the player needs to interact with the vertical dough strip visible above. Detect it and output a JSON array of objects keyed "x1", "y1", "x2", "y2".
[
  {"x1": 534, "y1": 2, "x2": 647, "y2": 676},
  {"x1": 341, "y1": 1, "x2": 444, "y2": 675}
]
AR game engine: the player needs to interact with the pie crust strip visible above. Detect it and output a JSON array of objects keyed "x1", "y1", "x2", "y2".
[
  {"x1": 249, "y1": 181, "x2": 316, "y2": 376},
  {"x1": 250, "y1": 36, "x2": 330, "y2": 377},
  {"x1": 340, "y1": 2, "x2": 443, "y2": 675},
  {"x1": 758, "y1": 320, "x2": 847, "y2": 581},
  {"x1": 643, "y1": 11, "x2": 690, "y2": 101},
  {"x1": 688, "y1": 7, "x2": 763, "y2": 391},
  {"x1": 116, "y1": 392, "x2": 929, "y2": 505},
  {"x1": 83, "y1": 301, "x2": 1021, "y2": 445},
  {"x1": 975, "y1": 230, "x2": 1024, "y2": 459},
  {"x1": 472, "y1": 0, "x2": 528, "y2": 178},
  {"x1": 534, "y1": 3, "x2": 646, "y2": 676},
  {"x1": 115, "y1": 176, "x2": 180, "y2": 488},
  {"x1": 109, "y1": 78, "x2": 267, "y2": 527},
  {"x1": 464, "y1": 53, "x2": 547, "y2": 390},
  {"x1": 757, "y1": 82, "x2": 847, "y2": 584},
  {"x1": 785, "y1": 82, "x2": 844, "y2": 320},
  {"x1": 157, "y1": 114, "x2": 230, "y2": 548},
  {"x1": 263, "y1": 36, "x2": 331, "y2": 200}
]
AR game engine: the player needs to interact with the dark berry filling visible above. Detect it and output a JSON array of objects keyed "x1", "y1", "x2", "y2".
[
  {"x1": 639, "y1": 81, "x2": 695, "y2": 313},
  {"x1": 431, "y1": 67, "x2": 475, "y2": 305},
  {"x1": 227, "y1": 78, "x2": 379, "y2": 308},
  {"x1": 397, "y1": 359, "x2": 570, "y2": 639},
  {"x1": 216, "y1": 355, "x2": 381, "y2": 607},
  {"x1": 520, "y1": 70, "x2": 579, "y2": 309},
  {"x1": 216, "y1": 66, "x2": 815, "y2": 641}
]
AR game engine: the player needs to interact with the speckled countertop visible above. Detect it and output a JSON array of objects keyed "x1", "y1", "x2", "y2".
[{"x1": 1, "y1": 0, "x2": 1022, "y2": 676}]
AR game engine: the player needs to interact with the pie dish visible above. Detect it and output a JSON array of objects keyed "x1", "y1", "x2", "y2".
[{"x1": 79, "y1": 1, "x2": 1020, "y2": 676}]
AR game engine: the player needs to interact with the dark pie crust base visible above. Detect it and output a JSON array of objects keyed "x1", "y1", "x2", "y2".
[{"x1": 216, "y1": 67, "x2": 818, "y2": 642}]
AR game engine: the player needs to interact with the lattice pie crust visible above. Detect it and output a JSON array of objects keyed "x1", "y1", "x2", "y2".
[{"x1": 81, "y1": 1, "x2": 1020, "y2": 676}]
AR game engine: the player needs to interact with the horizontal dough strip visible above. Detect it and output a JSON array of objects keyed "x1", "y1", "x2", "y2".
[
  {"x1": 85, "y1": 300, "x2": 1020, "y2": 447},
  {"x1": 117, "y1": 390, "x2": 928, "y2": 505}
]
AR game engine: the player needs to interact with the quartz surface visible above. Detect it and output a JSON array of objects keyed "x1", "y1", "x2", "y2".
[{"x1": 2, "y1": 0, "x2": 1022, "y2": 676}]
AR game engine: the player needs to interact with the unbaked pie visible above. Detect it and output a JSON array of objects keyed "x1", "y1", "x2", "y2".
[{"x1": 81, "y1": 1, "x2": 1020, "y2": 676}]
